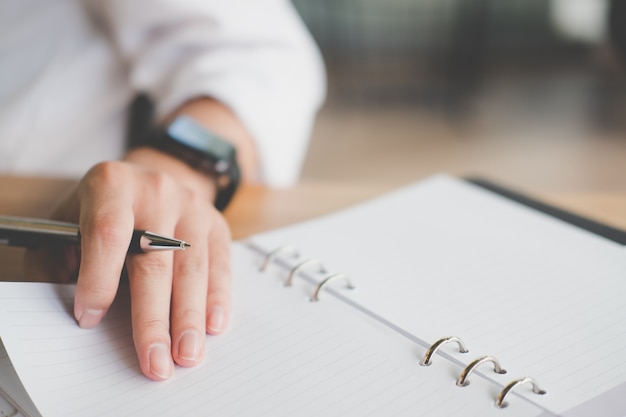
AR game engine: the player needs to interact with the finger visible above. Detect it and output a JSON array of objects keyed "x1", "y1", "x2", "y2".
[
  {"x1": 171, "y1": 202, "x2": 210, "y2": 367},
  {"x1": 74, "y1": 162, "x2": 135, "y2": 329},
  {"x1": 206, "y1": 213, "x2": 232, "y2": 335},
  {"x1": 126, "y1": 172, "x2": 180, "y2": 381},
  {"x1": 127, "y1": 250, "x2": 176, "y2": 380}
]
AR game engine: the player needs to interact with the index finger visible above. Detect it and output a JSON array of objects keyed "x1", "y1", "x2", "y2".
[{"x1": 74, "y1": 162, "x2": 135, "y2": 328}]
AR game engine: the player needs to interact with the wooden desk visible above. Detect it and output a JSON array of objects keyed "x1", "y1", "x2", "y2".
[{"x1": 1, "y1": 176, "x2": 625, "y2": 280}]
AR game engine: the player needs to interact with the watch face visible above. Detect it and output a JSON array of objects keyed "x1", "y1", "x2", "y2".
[{"x1": 167, "y1": 116, "x2": 235, "y2": 161}]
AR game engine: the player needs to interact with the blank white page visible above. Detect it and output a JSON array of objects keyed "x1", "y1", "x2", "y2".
[
  {"x1": 0, "y1": 243, "x2": 545, "y2": 417},
  {"x1": 250, "y1": 175, "x2": 626, "y2": 415}
]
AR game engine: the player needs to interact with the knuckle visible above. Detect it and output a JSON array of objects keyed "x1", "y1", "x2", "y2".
[
  {"x1": 83, "y1": 215, "x2": 130, "y2": 247},
  {"x1": 79, "y1": 282, "x2": 118, "y2": 307},
  {"x1": 83, "y1": 161, "x2": 128, "y2": 190},
  {"x1": 144, "y1": 317, "x2": 170, "y2": 332},
  {"x1": 175, "y1": 308, "x2": 205, "y2": 328},
  {"x1": 129, "y1": 255, "x2": 172, "y2": 277},
  {"x1": 212, "y1": 216, "x2": 232, "y2": 241},
  {"x1": 183, "y1": 190, "x2": 202, "y2": 211},
  {"x1": 144, "y1": 170, "x2": 177, "y2": 203},
  {"x1": 136, "y1": 317, "x2": 171, "y2": 339},
  {"x1": 209, "y1": 275, "x2": 231, "y2": 297},
  {"x1": 176, "y1": 256, "x2": 207, "y2": 278},
  {"x1": 185, "y1": 187, "x2": 209, "y2": 209}
]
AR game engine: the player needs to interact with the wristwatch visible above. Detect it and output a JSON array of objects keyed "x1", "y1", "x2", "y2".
[{"x1": 141, "y1": 116, "x2": 241, "y2": 211}]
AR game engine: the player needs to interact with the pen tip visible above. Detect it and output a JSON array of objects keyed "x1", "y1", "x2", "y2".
[{"x1": 139, "y1": 231, "x2": 192, "y2": 252}]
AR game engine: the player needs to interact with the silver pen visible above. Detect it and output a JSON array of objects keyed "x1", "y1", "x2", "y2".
[{"x1": 0, "y1": 215, "x2": 190, "y2": 253}]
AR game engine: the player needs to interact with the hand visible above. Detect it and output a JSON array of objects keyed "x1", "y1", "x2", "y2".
[
  {"x1": 44, "y1": 148, "x2": 232, "y2": 381},
  {"x1": 26, "y1": 99, "x2": 255, "y2": 380}
]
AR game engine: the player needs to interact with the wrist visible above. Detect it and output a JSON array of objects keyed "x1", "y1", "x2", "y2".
[
  {"x1": 131, "y1": 115, "x2": 241, "y2": 210},
  {"x1": 166, "y1": 98, "x2": 258, "y2": 182}
]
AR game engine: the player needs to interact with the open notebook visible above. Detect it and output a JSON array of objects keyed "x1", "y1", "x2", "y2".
[{"x1": 1, "y1": 174, "x2": 625, "y2": 417}]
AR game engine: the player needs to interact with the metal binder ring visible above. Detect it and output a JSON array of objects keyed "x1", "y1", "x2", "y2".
[
  {"x1": 495, "y1": 377, "x2": 546, "y2": 408},
  {"x1": 310, "y1": 273, "x2": 354, "y2": 302},
  {"x1": 419, "y1": 336, "x2": 469, "y2": 366},
  {"x1": 456, "y1": 355, "x2": 507, "y2": 387},
  {"x1": 285, "y1": 258, "x2": 326, "y2": 287},
  {"x1": 259, "y1": 244, "x2": 299, "y2": 272}
]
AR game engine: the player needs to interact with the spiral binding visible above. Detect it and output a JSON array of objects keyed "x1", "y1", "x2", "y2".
[
  {"x1": 255, "y1": 243, "x2": 546, "y2": 410},
  {"x1": 495, "y1": 377, "x2": 546, "y2": 408},
  {"x1": 456, "y1": 355, "x2": 507, "y2": 387},
  {"x1": 259, "y1": 244, "x2": 299, "y2": 272},
  {"x1": 420, "y1": 337, "x2": 546, "y2": 407},
  {"x1": 285, "y1": 258, "x2": 326, "y2": 287},
  {"x1": 419, "y1": 336, "x2": 469, "y2": 366},
  {"x1": 310, "y1": 273, "x2": 355, "y2": 302},
  {"x1": 258, "y1": 244, "x2": 353, "y2": 299}
]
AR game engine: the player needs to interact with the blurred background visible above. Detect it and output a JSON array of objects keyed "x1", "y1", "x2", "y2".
[{"x1": 292, "y1": 0, "x2": 626, "y2": 193}]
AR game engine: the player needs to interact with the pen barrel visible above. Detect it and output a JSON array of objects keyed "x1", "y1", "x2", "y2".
[
  {"x1": 0, "y1": 216, "x2": 188, "y2": 253},
  {"x1": 0, "y1": 216, "x2": 80, "y2": 249},
  {"x1": 0, "y1": 229, "x2": 79, "y2": 249}
]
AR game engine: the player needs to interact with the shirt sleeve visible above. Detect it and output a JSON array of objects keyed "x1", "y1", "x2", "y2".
[{"x1": 93, "y1": 0, "x2": 326, "y2": 186}]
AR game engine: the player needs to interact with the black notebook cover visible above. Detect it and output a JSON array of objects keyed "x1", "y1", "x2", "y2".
[{"x1": 466, "y1": 177, "x2": 626, "y2": 245}]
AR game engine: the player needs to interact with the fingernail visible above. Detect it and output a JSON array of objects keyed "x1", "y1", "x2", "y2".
[
  {"x1": 207, "y1": 306, "x2": 225, "y2": 334},
  {"x1": 178, "y1": 329, "x2": 201, "y2": 362},
  {"x1": 76, "y1": 309, "x2": 104, "y2": 329},
  {"x1": 149, "y1": 343, "x2": 173, "y2": 380}
]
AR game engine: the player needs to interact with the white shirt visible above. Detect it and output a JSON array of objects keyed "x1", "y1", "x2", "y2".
[{"x1": 0, "y1": 0, "x2": 326, "y2": 186}]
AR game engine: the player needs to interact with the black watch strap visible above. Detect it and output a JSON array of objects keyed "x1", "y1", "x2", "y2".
[
  {"x1": 138, "y1": 116, "x2": 241, "y2": 211},
  {"x1": 214, "y1": 161, "x2": 240, "y2": 211}
]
